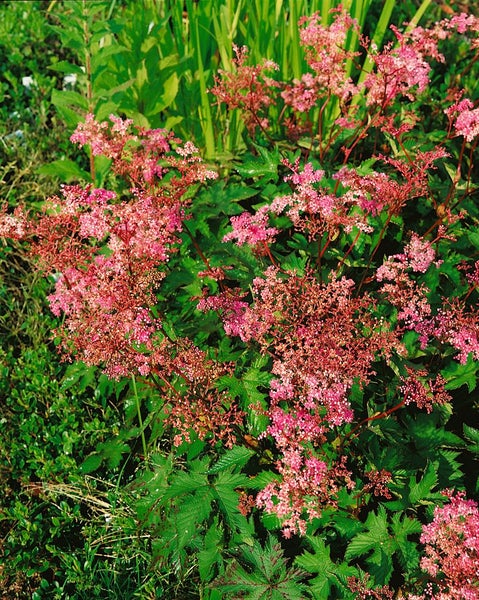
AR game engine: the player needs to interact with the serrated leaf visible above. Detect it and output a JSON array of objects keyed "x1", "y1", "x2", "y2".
[
  {"x1": 51, "y1": 88, "x2": 89, "y2": 110},
  {"x1": 235, "y1": 147, "x2": 279, "y2": 181},
  {"x1": 442, "y1": 355, "x2": 478, "y2": 392},
  {"x1": 390, "y1": 512, "x2": 422, "y2": 537},
  {"x1": 409, "y1": 462, "x2": 438, "y2": 504},
  {"x1": 198, "y1": 520, "x2": 223, "y2": 582},
  {"x1": 48, "y1": 60, "x2": 85, "y2": 75},
  {"x1": 345, "y1": 506, "x2": 390, "y2": 562},
  {"x1": 213, "y1": 471, "x2": 250, "y2": 531},
  {"x1": 174, "y1": 489, "x2": 213, "y2": 550},
  {"x1": 468, "y1": 230, "x2": 479, "y2": 250},
  {"x1": 367, "y1": 547, "x2": 393, "y2": 586},
  {"x1": 208, "y1": 446, "x2": 255, "y2": 474},
  {"x1": 96, "y1": 439, "x2": 130, "y2": 469},
  {"x1": 295, "y1": 537, "x2": 356, "y2": 598},
  {"x1": 162, "y1": 470, "x2": 208, "y2": 500},
  {"x1": 212, "y1": 537, "x2": 306, "y2": 600},
  {"x1": 464, "y1": 423, "x2": 479, "y2": 444}
]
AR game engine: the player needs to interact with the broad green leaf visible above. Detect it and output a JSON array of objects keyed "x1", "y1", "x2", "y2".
[
  {"x1": 51, "y1": 88, "x2": 89, "y2": 110},
  {"x1": 37, "y1": 159, "x2": 90, "y2": 183},
  {"x1": 208, "y1": 446, "x2": 255, "y2": 474},
  {"x1": 464, "y1": 423, "x2": 479, "y2": 447},
  {"x1": 296, "y1": 536, "x2": 357, "y2": 599},
  {"x1": 80, "y1": 453, "x2": 102, "y2": 474}
]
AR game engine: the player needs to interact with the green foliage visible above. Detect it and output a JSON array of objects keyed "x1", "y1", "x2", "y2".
[
  {"x1": 213, "y1": 536, "x2": 308, "y2": 600},
  {"x1": 296, "y1": 536, "x2": 358, "y2": 599},
  {"x1": 2, "y1": 1, "x2": 479, "y2": 598}
]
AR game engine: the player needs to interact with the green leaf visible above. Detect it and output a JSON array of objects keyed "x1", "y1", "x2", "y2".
[
  {"x1": 37, "y1": 159, "x2": 90, "y2": 183},
  {"x1": 96, "y1": 439, "x2": 130, "y2": 469},
  {"x1": 80, "y1": 453, "x2": 102, "y2": 474},
  {"x1": 145, "y1": 72, "x2": 179, "y2": 115},
  {"x1": 213, "y1": 471, "x2": 251, "y2": 532},
  {"x1": 163, "y1": 470, "x2": 209, "y2": 500},
  {"x1": 174, "y1": 488, "x2": 213, "y2": 550},
  {"x1": 345, "y1": 506, "x2": 396, "y2": 583},
  {"x1": 235, "y1": 146, "x2": 280, "y2": 182},
  {"x1": 442, "y1": 355, "x2": 479, "y2": 392},
  {"x1": 463, "y1": 424, "x2": 479, "y2": 455},
  {"x1": 198, "y1": 520, "x2": 223, "y2": 582},
  {"x1": 212, "y1": 536, "x2": 307, "y2": 600},
  {"x1": 208, "y1": 446, "x2": 255, "y2": 474},
  {"x1": 296, "y1": 537, "x2": 357, "y2": 599},
  {"x1": 51, "y1": 88, "x2": 89, "y2": 111},
  {"x1": 408, "y1": 462, "x2": 439, "y2": 504},
  {"x1": 48, "y1": 60, "x2": 85, "y2": 75}
]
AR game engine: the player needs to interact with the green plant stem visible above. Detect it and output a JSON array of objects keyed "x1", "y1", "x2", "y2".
[
  {"x1": 131, "y1": 374, "x2": 147, "y2": 459},
  {"x1": 82, "y1": 0, "x2": 96, "y2": 181}
]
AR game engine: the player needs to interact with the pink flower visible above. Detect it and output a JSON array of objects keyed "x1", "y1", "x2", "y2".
[
  {"x1": 281, "y1": 73, "x2": 319, "y2": 112},
  {"x1": 419, "y1": 491, "x2": 479, "y2": 599},
  {"x1": 399, "y1": 368, "x2": 451, "y2": 413},
  {"x1": 453, "y1": 104, "x2": 479, "y2": 142},
  {"x1": 210, "y1": 45, "x2": 279, "y2": 134},
  {"x1": 223, "y1": 206, "x2": 278, "y2": 248},
  {"x1": 297, "y1": 8, "x2": 360, "y2": 101}
]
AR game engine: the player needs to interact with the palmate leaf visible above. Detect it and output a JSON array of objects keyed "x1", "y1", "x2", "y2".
[
  {"x1": 408, "y1": 462, "x2": 440, "y2": 505},
  {"x1": 345, "y1": 506, "x2": 397, "y2": 585},
  {"x1": 162, "y1": 469, "x2": 209, "y2": 500},
  {"x1": 390, "y1": 512, "x2": 422, "y2": 573},
  {"x1": 212, "y1": 536, "x2": 307, "y2": 600},
  {"x1": 235, "y1": 145, "x2": 280, "y2": 183},
  {"x1": 296, "y1": 536, "x2": 357, "y2": 599},
  {"x1": 442, "y1": 355, "x2": 479, "y2": 392},
  {"x1": 172, "y1": 495, "x2": 212, "y2": 551}
]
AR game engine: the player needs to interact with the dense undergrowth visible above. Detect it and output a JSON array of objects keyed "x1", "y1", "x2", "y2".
[{"x1": 1, "y1": 1, "x2": 479, "y2": 599}]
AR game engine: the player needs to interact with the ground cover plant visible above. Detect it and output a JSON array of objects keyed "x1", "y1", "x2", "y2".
[{"x1": 2, "y1": 0, "x2": 479, "y2": 598}]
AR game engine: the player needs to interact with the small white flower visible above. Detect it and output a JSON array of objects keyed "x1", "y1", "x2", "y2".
[
  {"x1": 22, "y1": 76, "x2": 35, "y2": 89},
  {"x1": 63, "y1": 73, "x2": 77, "y2": 89}
]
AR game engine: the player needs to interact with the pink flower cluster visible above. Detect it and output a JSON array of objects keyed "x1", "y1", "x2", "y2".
[
  {"x1": 445, "y1": 96, "x2": 479, "y2": 142},
  {"x1": 364, "y1": 25, "x2": 433, "y2": 108},
  {"x1": 1, "y1": 115, "x2": 217, "y2": 379},
  {"x1": 333, "y1": 148, "x2": 444, "y2": 218},
  {"x1": 0, "y1": 115, "x2": 246, "y2": 448},
  {"x1": 211, "y1": 8, "x2": 479, "y2": 151},
  {"x1": 210, "y1": 45, "x2": 279, "y2": 134},
  {"x1": 414, "y1": 491, "x2": 479, "y2": 599},
  {"x1": 348, "y1": 574, "x2": 394, "y2": 599},
  {"x1": 282, "y1": 8, "x2": 360, "y2": 107},
  {"x1": 268, "y1": 159, "x2": 373, "y2": 239},
  {"x1": 222, "y1": 205, "x2": 278, "y2": 250},
  {"x1": 256, "y1": 452, "x2": 354, "y2": 537},
  {"x1": 399, "y1": 367, "x2": 451, "y2": 413},
  {"x1": 377, "y1": 237, "x2": 479, "y2": 365},
  {"x1": 201, "y1": 266, "x2": 402, "y2": 534},
  {"x1": 159, "y1": 340, "x2": 244, "y2": 448}
]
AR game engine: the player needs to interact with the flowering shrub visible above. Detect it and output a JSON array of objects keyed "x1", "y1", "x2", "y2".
[{"x1": 2, "y1": 5, "x2": 479, "y2": 598}]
